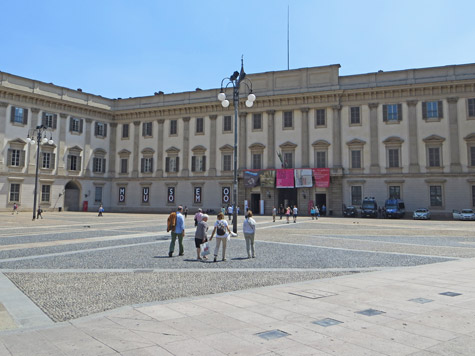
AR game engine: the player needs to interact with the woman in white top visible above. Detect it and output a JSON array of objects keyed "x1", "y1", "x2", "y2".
[
  {"x1": 243, "y1": 210, "x2": 257, "y2": 258},
  {"x1": 209, "y1": 212, "x2": 232, "y2": 262}
]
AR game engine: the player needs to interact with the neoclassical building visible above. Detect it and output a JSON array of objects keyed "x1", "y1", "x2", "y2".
[{"x1": 1, "y1": 63, "x2": 475, "y2": 217}]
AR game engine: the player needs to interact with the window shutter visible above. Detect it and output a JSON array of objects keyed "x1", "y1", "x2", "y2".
[
  {"x1": 67, "y1": 155, "x2": 71, "y2": 170},
  {"x1": 7, "y1": 149, "x2": 12, "y2": 165},
  {"x1": 422, "y1": 102, "x2": 427, "y2": 119},
  {"x1": 150, "y1": 158, "x2": 153, "y2": 172},
  {"x1": 104, "y1": 124, "x2": 107, "y2": 137},
  {"x1": 53, "y1": 114, "x2": 58, "y2": 129},
  {"x1": 142, "y1": 123, "x2": 146, "y2": 136},
  {"x1": 20, "y1": 150, "x2": 26, "y2": 167},
  {"x1": 191, "y1": 156, "x2": 196, "y2": 172},
  {"x1": 397, "y1": 104, "x2": 402, "y2": 121},
  {"x1": 202, "y1": 156, "x2": 206, "y2": 171},
  {"x1": 42, "y1": 112, "x2": 46, "y2": 126},
  {"x1": 10, "y1": 107, "x2": 15, "y2": 123},
  {"x1": 77, "y1": 156, "x2": 82, "y2": 171},
  {"x1": 176, "y1": 157, "x2": 180, "y2": 172},
  {"x1": 382, "y1": 105, "x2": 388, "y2": 122},
  {"x1": 51, "y1": 153, "x2": 56, "y2": 169},
  {"x1": 102, "y1": 158, "x2": 106, "y2": 173},
  {"x1": 165, "y1": 157, "x2": 170, "y2": 172},
  {"x1": 69, "y1": 118, "x2": 73, "y2": 131},
  {"x1": 23, "y1": 109, "x2": 28, "y2": 125},
  {"x1": 94, "y1": 123, "x2": 98, "y2": 136},
  {"x1": 79, "y1": 119, "x2": 84, "y2": 133},
  {"x1": 141, "y1": 158, "x2": 144, "y2": 173},
  {"x1": 438, "y1": 101, "x2": 443, "y2": 118}
]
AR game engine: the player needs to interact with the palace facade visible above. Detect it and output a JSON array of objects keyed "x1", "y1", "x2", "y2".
[{"x1": 1, "y1": 63, "x2": 475, "y2": 217}]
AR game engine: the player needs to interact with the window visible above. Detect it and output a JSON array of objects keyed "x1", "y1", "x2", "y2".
[
  {"x1": 191, "y1": 155, "x2": 206, "y2": 172},
  {"x1": 388, "y1": 148, "x2": 400, "y2": 168},
  {"x1": 165, "y1": 156, "x2": 179, "y2": 172},
  {"x1": 141, "y1": 157, "x2": 153, "y2": 173},
  {"x1": 423, "y1": 101, "x2": 443, "y2": 119},
  {"x1": 252, "y1": 113, "x2": 262, "y2": 130},
  {"x1": 283, "y1": 111, "x2": 293, "y2": 128},
  {"x1": 67, "y1": 154, "x2": 81, "y2": 171},
  {"x1": 351, "y1": 186, "x2": 362, "y2": 206},
  {"x1": 142, "y1": 122, "x2": 152, "y2": 137},
  {"x1": 95, "y1": 122, "x2": 107, "y2": 138},
  {"x1": 42, "y1": 152, "x2": 56, "y2": 169},
  {"x1": 196, "y1": 118, "x2": 204, "y2": 134},
  {"x1": 428, "y1": 147, "x2": 441, "y2": 167},
  {"x1": 351, "y1": 150, "x2": 362, "y2": 169},
  {"x1": 316, "y1": 151, "x2": 326, "y2": 168},
  {"x1": 120, "y1": 158, "x2": 128, "y2": 174},
  {"x1": 95, "y1": 187, "x2": 103, "y2": 203},
  {"x1": 69, "y1": 117, "x2": 83, "y2": 133},
  {"x1": 223, "y1": 116, "x2": 232, "y2": 132},
  {"x1": 122, "y1": 124, "x2": 129, "y2": 138},
  {"x1": 42, "y1": 113, "x2": 57, "y2": 129},
  {"x1": 170, "y1": 120, "x2": 177, "y2": 135},
  {"x1": 41, "y1": 185, "x2": 51, "y2": 203},
  {"x1": 350, "y1": 107, "x2": 361, "y2": 125},
  {"x1": 10, "y1": 107, "x2": 28, "y2": 125},
  {"x1": 430, "y1": 185, "x2": 442, "y2": 207},
  {"x1": 468, "y1": 98, "x2": 475, "y2": 117},
  {"x1": 252, "y1": 153, "x2": 262, "y2": 169},
  {"x1": 315, "y1": 109, "x2": 326, "y2": 127},
  {"x1": 383, "y1": 104, "x2": 402, "y2": 122},
  {"x1": 283, "y1": 152, "x2": 293, "y2": 168},
  {"x1": 10, "y1": 183, "x2": 20, "y2": 202},
  {"x1": 93, "y1": 157, "x2": 106, "y2": 173},
  {"x1": 389, "y1": 186, "x2": 401, "y2": 199},
  {"x1": 8, "y1": 149, "x2": 24, "y2": 167},
  {"x1": 223, "y1": 154, "x2": 232, "y2": 171},
  {"x1": 471, "y1": 146, "x2": 475, "y2": 167}
]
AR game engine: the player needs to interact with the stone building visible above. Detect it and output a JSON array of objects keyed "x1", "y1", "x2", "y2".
[{"x1": 1, "y1": 63, "x2": 475, "y2": 217}]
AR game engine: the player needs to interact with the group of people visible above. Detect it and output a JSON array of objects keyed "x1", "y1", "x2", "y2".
[
  {"x1": 167, "y1": 206, "x2": 257, "y2": 261},
  {"x1": 274, "y1": 205, "x2": 299, "y2": 223}
]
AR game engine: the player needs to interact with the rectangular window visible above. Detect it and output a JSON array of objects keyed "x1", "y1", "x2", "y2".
[
  {"x1": 41, "y1": 185, "x2": 51, "y2": 203},
  {"x1": 141, "y1": 157, "x2": 153, "y2": 173},
  {"x1": 252, "y1": 154, "x2": 262, "y2": 169},
  {"x1": 9, "y1": 149, "x2": 21, "y2": 167},
  {"x1": 120, "y1": 158, "x2": 128, "y2": 174},
  {"x1": 68, "y1": 155, "x2": 80, "y2": 171},
  {"x1": 252, "y1": 113, "x2": 262, "y2": 130},
  {"x1": 468, "y1": 98, "x2": 475, "y2": 117},
  {"x1": 223, "y1": 116, "x2": 232, "y2": 132},
  {"x1": 95, "y1": 122, "x2": 107, "y2": 137},
  {"x1": 350, "y1": 107, "x2": 361, "y2": 125},
  {"x1": 223, "y1": 154, "x2": 232, "y2": 171},
  {"x1": 428, "y1": 147, "x2": 441, "y2": 167},
  {"x1": 388, "y1": 148, "x2": 399, "y2": 168},
  {"x1": 471, "y1": 146, "x2": 475, "y2": 167},
  {"x1": 423, "y1": 101, "x2": 441, "y2": 119},
  {"x1": 42, "y1": 152, "x2": 51, "y2": 169},
  {"x1": 11, "y1": 107, "x2": 27, "y2": 124},
  {"x1": 191, "y1": 156, "x2": 206, "y2": 172},
  {"x1": 93, "y1": 157, "x2": 106, "y2": 173},
  {"x1": 430, "y1": 185, "x2": 442, "y2": 207},
  {"x1": 315, "y1": 109, "x2": 326, "y2": 126},
  {"x1": 316, "y1": 151, "x2": 326, "y2": 168},
  {"x1": 383, "y1": 104, "x2": 402, "y2": 122},
  {"x1": 196, "y1": 118, "x2": 204, "y2": 134},
  {"x1": 389, "y1": 186, "x2": 401, "y2": 199},
  {"x1": 166, "y1": 157, "x2": 179, "y2": 172},
  {"x1": 10, "y1": 183, "x2": 20, "y2": 202},
  {"x1": 70, "y1": 117, "x2": 83, "y2": 133},
  {"x1": 142, "y1": 122, "x2": 152, "y2": 137},
  {"x1": 122, "y1": 124, "x2": 129, "y2": 138},
  {"x1": 283, "y1": 152, "x2": 293, "y2": 168},
  {"x1": 351, "y1": 150, "x2": 362, "y2": 169},
  {"x1": 170, "y1": 120, "x2": 177, "y2": 135},
  {"x1": 42, "y1": 113, "x2": 57, "y2": 129},
  {"x1": 351, "y1": 186, "x2": 362, "y2": 206},
  {"x1": 283, "y1": 111, "x2": 293, "y2": 128},
  {"x1": 95, "y1": 187, "x2": 103, "y2": 203}
]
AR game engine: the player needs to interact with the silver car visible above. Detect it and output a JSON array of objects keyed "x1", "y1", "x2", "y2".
[
  {"x1": 413, "y1": 208, "x2": 431, "y2": 220},
  {"x1": 453, "y1": 209, "x2": 475, "y2": 221}
]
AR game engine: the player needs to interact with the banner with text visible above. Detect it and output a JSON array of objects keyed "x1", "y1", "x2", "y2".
[
  {"x1": 294, "y1": 169, "x2": 313, "y2": 188},
  {"x1": 276, "y1": 169, "x2": 294, "y2": 188},
  {"x1": 313, "y1": 168, "x2": 330, "y2": 188}
]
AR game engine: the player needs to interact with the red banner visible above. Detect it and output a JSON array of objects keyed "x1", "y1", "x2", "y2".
[
  {"x1": 313, "y1": 168, "x2": 330, "y2": 188},
  {"x1": 276, "y1": 169, "x2": 294, "y2": 188}
]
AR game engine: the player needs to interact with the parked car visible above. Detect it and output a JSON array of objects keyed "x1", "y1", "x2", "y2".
[
  {"x1": 384, "y1": 199, "x2": 406, "y2": 218},
  {"x1": 343, "y1": 206, "x2": 358, "y2": 217},
  {"x1": 361, "y1": 197, "x2": 378, "y2": 218},
  {"x1": 413, "y1": 208, "x2": 431, "y2": 220},
  {"x1": 452, "y1": 209, "x2": 475, "y2": 221}
]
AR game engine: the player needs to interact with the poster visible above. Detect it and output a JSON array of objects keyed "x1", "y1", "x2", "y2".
[
  {"x1": 244, "y1": 170, "x2": 260, "y2": 187},
  {"x1": 313, "y1": 168, "x2": 330, "y2": 188},
  {"x1": 259, "y1": 170, "x2": 275, "y2": 187},
  {"x1": 276, "y1": 169, "x2": 294, "y2": 188},
  {"x1": 294, "y1": 169, "x2": 313, "y2": 187}
]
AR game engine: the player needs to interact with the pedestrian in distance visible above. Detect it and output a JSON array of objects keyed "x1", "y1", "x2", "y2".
[
  {"x1": 272, "y1": 206, "x2": 277, "y2": 222},
  {"x1": 195, "y1": 214, "x2": 209, "y2": 260},
  {"x1": 227, "y1": 205, "x2": 233, "y2": 220},
  {"x1": 98, "y1": 204, "x2": 104, "y2": 217},
  {"x1": 293, "y1": 205, "x2": 298, "y2": 223},
  {"x1": 243, "y1": 210, "x2": 257, "y2": 258},
  {"x1": 279, "y1": 204, "x2": 284, "y2": 220},
  {"x1": 37, "y1": 206, "x2": 43, "y2": 219},
  {"x1": 209, "y1": 212, "x2": 232, "y2": 262},
  {"x1": 12, "y1": 203, "x2": 18, "y2": 215},
  {"x1": 168, "y1": 206, "x2": 185, "y2": 257},
  {"x1": 194, "y1": 208, "x2": 203, "y2": 227},
  {"x1": 310, "y1": 206, "x2": 316, "y2": 220},
  {"x1": 315, "y1": 206, "x2": 320, "y2": 217},
  {"x1": 184, "y1": 206, "x2": 188, "y2": 218},
  {"x1": 321, "y1": 204, "x2": 326, "y2": 216},
  {"x1": 285, "y1": 206, "x2": 291, "y2": 223}
]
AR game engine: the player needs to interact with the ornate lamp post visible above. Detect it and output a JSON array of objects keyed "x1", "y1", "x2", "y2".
[
  {"x1": 26, "y1": 125, "x2": 54, "y2": 220},
  {"x1": 218, "y1": 58, "x2": 256, "y2": 233}
]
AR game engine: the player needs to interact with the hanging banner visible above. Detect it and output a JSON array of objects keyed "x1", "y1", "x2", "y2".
[
  {"x1": 194, "y1": 187, "x2": 202, "y2": 203},
  {"x1": 313, "y1": 168, "x2": 330, "y2": 188},
  {"x1": 276, "y1": 169, "x2": 294, "y2": 188},
  {"x1": 244, "y1": 170, "x2": 260, "y2": 188},
  {"x1": 259, "y1": 170, "x2": 275, "y2": 187},
  {"x1": 118, "y1": 187, "x2": 126, "y2": 203},
  {"x1": 142, "y1": 187, "x2": 150, "y2": 203},
  {"x1": 222, "y1": 187, "x2": 231, "y2": 204},
  {"x1": 294, "y1": 169, "x2": 313, "y2": 187},
  {"x1": 167, "y1": 187, "x2": 175, "y2": 203}
]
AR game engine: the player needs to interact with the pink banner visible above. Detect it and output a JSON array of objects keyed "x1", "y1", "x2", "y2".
[
  {"x1": 276, "y1": 169, "x2": 294, "y2": 188},
  {"x1": 313, "y1": 168, "x2": 330, "y2": 188}
]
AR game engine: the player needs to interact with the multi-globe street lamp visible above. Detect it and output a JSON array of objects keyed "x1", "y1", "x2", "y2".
[
  {"x1": 26, "y1": 125, "x2": 54, "y2": 220},
  {"x1": 218, "y1": 58, "x2": 256, "y2": 233}
]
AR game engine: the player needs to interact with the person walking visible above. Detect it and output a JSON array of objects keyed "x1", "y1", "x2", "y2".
[
  {"x1": 194, "y1": 208, "x2": 203, "y2": 227},
  {"x1": 209, "y1": 212, "x2": 232, "y2": 262},
  {"x1": 279, "y1": 204, "x2": 284, "y2": 220},
  {"x1": 321, "y1": 204, "x2": 326, "y2": 217},
  {"x1": 243, "y1": 210, "x2": 257, "y2": 258},
  {"x1": 37, "y1": 206, "x2": 43, "y2": 219},
  {"x1": 227, "y1": 205, "x2": 233, "y2": 220},
  {"x1": 293, "y1": 205, "x2": 298, "y2": 223},
  {"x1": 168, "y1": 206, "x2": 185, "y2": 257},
  {"x1": 12, "y1": 203, "x2": 18, "y2": 215},
  {"x1": 195, "y1": 214, "x2": 209, "y2": 260},
  {"x1": 98, "y1": 204, "x2": 104, "y2": 217},
  {"x1": 272, "y1": 206, "x2": 277, "y2": 222},
  {"x1": 315, "y1": 206, "x2": 320, "y2": 218},
  {"x1": 184, "y1": 206, "x2": 188, "y2": 218},
  {"x1": 310, "y1": 206, "x2": 316, "y2": 220},
  {"x1": 285, "y1": 206, "x2": 291, "y2": 223}
]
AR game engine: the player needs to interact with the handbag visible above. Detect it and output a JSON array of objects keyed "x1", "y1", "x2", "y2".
[{"x1": 201, "y1": 242, "x2": 210, "y2": 256}]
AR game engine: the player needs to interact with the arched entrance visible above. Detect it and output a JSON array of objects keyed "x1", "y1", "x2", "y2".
[{"x1": 64, "y1": 181, "x2": 81, "y2": 211}]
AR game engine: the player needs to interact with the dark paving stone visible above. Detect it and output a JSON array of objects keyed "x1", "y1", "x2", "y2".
[
  {"x1": 439, "y1": 292, "x2": 462, "y2": 297},
  {"x1": 313, "y1": 318, "x2": 343, "y2": 327},
  {"x1": 355, "y1": 308, "x2": 386, "y2": 316},
  {"x1": 256, "y1": 330, "x2": 290, "y2": 340},
  {"x1": 409, "y1": 298, "x2": 434, "y2": 304}
]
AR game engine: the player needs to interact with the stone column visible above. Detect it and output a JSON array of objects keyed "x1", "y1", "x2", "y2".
[
  {"x1": 108, "y1": 122, "x2": 117, "y2": 177},
  {"x1": 57, "y1": 113, "x2": 68, "y2": 175},
  {"x1": 0, "y1": 102, "x2": 8, "y2": 171},
  {"x1": 132, "y1": 121, "x2": 140, "y2": 178},
  {"x1": 239, "y1": 112, "x2": 247, "y2": 170},
  {"x1": 28, "y1": 108, "x2": 41, "y2": 174},
  {"x1": 368, "y1": 103, "x2": 380, "y2": 174},
  {"x1": 447, "y1": 97, "x2": 462, "y2": 172},
  {"x1": 267, "y1": 110, "x2": 275, "y2": 168},
  {"x1": 208, "y1": 115, "x2": 217, "y2": 176},
  {"x1": 407, "y1": 100, "x2": 420, "y2": 173},
  {"x1": 156, "y1": 119, "x2": 164, "y2": 177},
  {"x1": 332, "y1": 105, "x2": 342, "y2": 169},
  {"x1": 301, "y1": 108, "x2": 310, "y2": 168},
  {"x1": 181, "y1": 117, "x2": 190, "y2": 177},
  {"x1": 84, "y1": 118, "x2": 93, "y2": 177}
]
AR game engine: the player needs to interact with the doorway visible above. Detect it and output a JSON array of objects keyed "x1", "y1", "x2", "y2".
[
  {"x1": 278, "y1": 188, "x2": 298, "y2": 210},
  {"x1": 315, "y1": 193, "x2": 327, "y2": 214},
  {"x1": 64, "y1": 181, "x2": 80, "y2": 211},
  {"x1": 251, "y1": 193, "x2": 260, "y2": 214}
]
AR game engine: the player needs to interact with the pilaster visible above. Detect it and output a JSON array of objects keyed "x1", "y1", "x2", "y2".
[
  {"x1": 181, "y1": 117, "x2": 190, "y2": 177},
  {"x1": 57, "y1": 113, "x2": 68, "y2": 175},
  {"x1": 156, "y1": 119, "x2": 164, "y2": 177},
  {"x1": 407, "y1": 100, "x2": 420, "y2": 173},
  {"x1": 84, "y1": 118, "x2": 93, "y2": 177},
  {"x1": 368, "y1": 103, "x2": 380, "y2": 174},
  {"x1": 132, "y1": 121, "x2": 140, "y2": 178},
  {"x1": 238, "y1": 112, "x2": 247, "y2": 170},
  {"x1": 332, "y1": 105, "x2": 342, "y2": 169},
  {"x1": 447, "y1": 97, "x2": 462, "y2": 172},
  {"x1": 300, "y1": 108, "x2": 310, "y2": 168},
  {"x1": 267, "y1": 110, "x2": 275, "y2": 169},
  {"x1": 108, "y1": 122, "x2": 117, "y2": 176},
  {"x1": 0, "y1": 102, "x2": 8, "y2": 171},
  {"x1": 28, "y1": 108, "x2": 41, "y2": 174},
  {"x1": 208, "y1": 115, "x2": 217, "y2": 176}
]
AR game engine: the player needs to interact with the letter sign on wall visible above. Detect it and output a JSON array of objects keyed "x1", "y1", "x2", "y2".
[
  {"x1": 194, "y1": 187, "x2": 201, "y2": 204},
  {"x1": 119, "y1": 187, "x2": 126, "y2": 203},
  {"x1": 142, "y1": 187, "x2": 149, "y2": 203},
  {"x1": 168, "y1": 187, "x2": 175, "y2": 203},
  {"x1": 222, "y1": 187, "x2": 230, "y2": 204}
]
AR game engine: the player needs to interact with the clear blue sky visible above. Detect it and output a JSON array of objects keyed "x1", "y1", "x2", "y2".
[{"x1": 2, "y1": 0, "x2": 474, "y2": 99}]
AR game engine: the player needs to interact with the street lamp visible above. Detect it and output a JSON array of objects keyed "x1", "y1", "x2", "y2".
[
  {"x1": 218, "y1": 58, "x2": 256, "y2": 233},
  {"x1": 26, "y1": 125, "x2": 54, "y2": 220}
]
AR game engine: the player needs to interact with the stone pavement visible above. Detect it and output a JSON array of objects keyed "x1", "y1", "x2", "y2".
[{"x1": 1, "y1": 257, "x2": 474, "y2": 355}]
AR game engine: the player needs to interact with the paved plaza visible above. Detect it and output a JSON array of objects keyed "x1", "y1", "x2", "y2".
[{"x1": 0, "y1": 211, "x2": 474, "y2": 355}]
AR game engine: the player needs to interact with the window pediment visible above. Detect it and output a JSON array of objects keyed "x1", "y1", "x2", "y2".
[
  {"x1": 8, "y1": 138, "x2": 27, "y2": 147},
  {"x1": 383, "y1": 136, "x2": 404, "y2": 145},
  {"x1": 279, "y1": 141, "x2": 297, "y2": 149},
  {"x1": 118, "y1": 149, "x2": 131, "y2": 156},
  {"x1": 423, "y1": 134, "x2": 445, "y2": 143},
  {"x1": 464, "y1": 133, "x2": 475, "y2": 142},
  {"x1": 249, "y1": 143, "x2": 266, "y2": 150},
  {"x1": 312, "y1": 140, "x2": 331, "y2": 148},
  {"x1": 68, "y1": 145, "x2": 83, "y2": 153},
  {"x1": 93, "y1": 148, "x2": 107, "y2": 155},
  {"x1": 191, "y1": 145, "x2": 207, "y2": 153},
  {"x1": 141, "y1": 147, "x2": 155, "y2": 155},
  {"x1": 166, "y1": 146, "x2": 180, "y2": 154},
  {"x1": 346, "y1": 138, "x2": 366, "y2": 147},
  {"x1": 219, "y1": 144, "x2": 234, "y2": 152}
]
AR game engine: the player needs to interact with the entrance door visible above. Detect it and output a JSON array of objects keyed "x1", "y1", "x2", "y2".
[
  {"x1": 315, "y1": 193, "x2": 327, "y2": 214},
  {"x1": 251, "y1": 194, "x2": 260, "y2": 214},
  {"x1": 64, "y1": 181, "x2": 80, "y2": 211},
  {"x1": 278, "y1": 188, "x2": 298, "y2": 210}
]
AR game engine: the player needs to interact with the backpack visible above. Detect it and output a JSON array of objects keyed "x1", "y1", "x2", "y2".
[
  {"x1": 216, "y1": 221, "x2": 226, "y2": 236},
  {"x1": 167, "y1": 212, "x2": 177, "y2": 232}
]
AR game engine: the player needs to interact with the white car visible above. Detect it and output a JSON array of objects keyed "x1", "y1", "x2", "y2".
[
  {"x1": 452, "y1": 209, "x2": 475, "y2": 221},
  {"x1": 413, "y1": 208, "x2": 431, "y2": 220}
]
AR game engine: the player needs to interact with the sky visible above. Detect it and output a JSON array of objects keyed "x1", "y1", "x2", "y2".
[{"x1": 2, "y1": 0, "x2": 475, "y2": 99}]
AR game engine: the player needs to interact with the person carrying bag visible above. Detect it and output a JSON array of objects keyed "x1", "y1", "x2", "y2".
[{"x1": 243, "y1": 210, "x2": 257, "y2": 258}]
